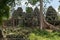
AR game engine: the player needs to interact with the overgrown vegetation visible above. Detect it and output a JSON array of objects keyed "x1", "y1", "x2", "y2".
[
  {"x1": 3, "y1": 27, "x2": 60, "y2": 40},
  {"x1": 28, "y1": 28, "x2": 60, "y2": 40}
]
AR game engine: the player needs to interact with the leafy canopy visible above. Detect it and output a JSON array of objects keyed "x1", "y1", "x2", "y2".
[
  {"x1": 28, "y1": 0, "x2": 51, "y2": 5},
  {"x1": 26, "y1": 7, "x2": 33, "y2": 13}
]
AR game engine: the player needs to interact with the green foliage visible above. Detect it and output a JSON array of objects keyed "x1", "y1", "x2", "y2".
[
  {"x1": 28, "y1": 0, "x2": 39, "y2": 5},
  {"x1": 0, "y1": 0, "x2": 15, "y2": 7},
  {"x1": 28, "y1": 29, "x2": 60, "y2": 40},
  {"x1": 32, "y1": 29, "x2": 50, "y2": 37},
  {"x1": 28, "y1": 33, "x2": 60, "y2": 40},
  {"x1": 3, "y1": 6, "x2": 10, "y2": 18},
  {"x1": 0, "y1": 0, "x2": 15, "y2": 25},
  {"x1": 26, "y1": 7, "x2": 33, "y2": 13},
  {"x1": 28, "y1": 0, "x2": 51, "y2": 5}
]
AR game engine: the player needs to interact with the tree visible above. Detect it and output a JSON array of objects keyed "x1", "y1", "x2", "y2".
[
  {"x1": 0, "y1": 0, "x2": 15, "y2": 26},
  {"x1": 0, "y1": 0, "x2": 15, "y2": 37},
  {"x1": 39, "y1": 0, "x2": 44, "y2": 29}
]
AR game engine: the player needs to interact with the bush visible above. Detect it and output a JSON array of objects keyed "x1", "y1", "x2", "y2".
[
  {"x1": 28, "y1": 32, "x2": 60, "y2": 40},
  {"x1": 28, "y1": 29, "x2": 60, "y2": 40},
  {"x1": 32, "y1": 29, "x2": 50, "y2": 36}
]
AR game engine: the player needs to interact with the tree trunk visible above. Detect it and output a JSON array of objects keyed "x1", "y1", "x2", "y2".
[{"x1": 39, "y1": 0, "x2": 44, "y2": 30}]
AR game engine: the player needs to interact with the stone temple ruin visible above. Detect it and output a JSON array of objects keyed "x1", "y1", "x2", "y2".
[
  {"x1": 3, "y1": 6, "x2": 60, "y2": 27},
  {"x1": 46, "y1": 6, "x2": 60, "y2": 26}
]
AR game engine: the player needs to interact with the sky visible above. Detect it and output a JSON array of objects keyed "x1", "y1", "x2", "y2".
[
  {"x1": 14, "y1": 0, "x2": 60, "y2": 12},
  {"x1": 46, "y1": 0, "x2": 60, "y2": 12}
]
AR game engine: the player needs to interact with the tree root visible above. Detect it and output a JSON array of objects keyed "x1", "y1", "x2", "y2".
[{"x1": 43, "y1": 19, "x2": 60, "y2": 32}]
